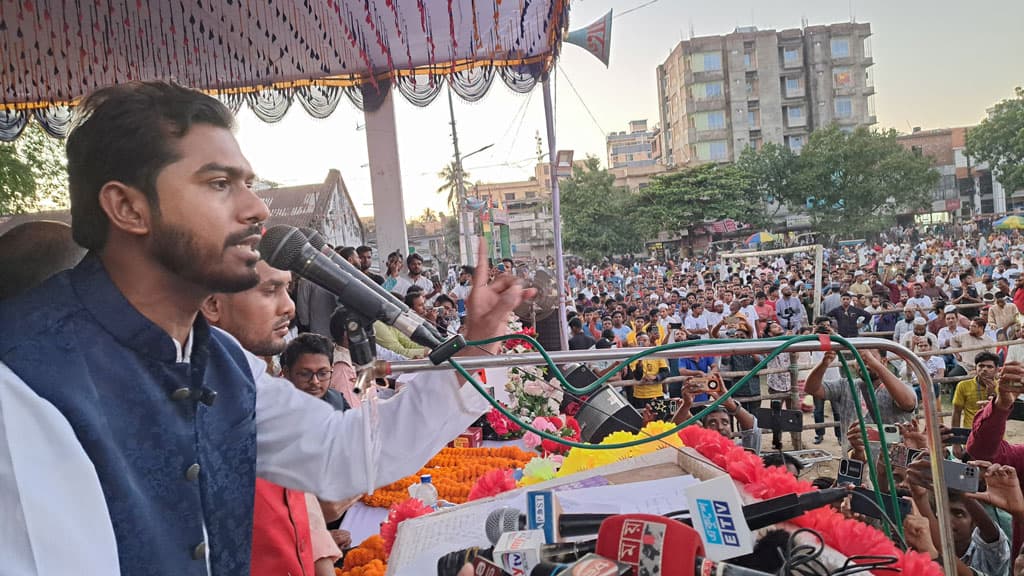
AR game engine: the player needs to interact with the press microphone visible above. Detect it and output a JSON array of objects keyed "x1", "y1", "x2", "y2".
[
  {"x1": 595, "y1": 514, "x2": 772, "y2": 576},
  {"x1": 299, "y1": 227, "x2": 444, "y2": 343},
  {"x1": 259, "y1": 225, "x2": 443, "y2": 352},
  {"x1": 436, "y1": 532, "x2": 596, "y2": 576},
  {"x1": 485, "y1": 488, "x2": 848, "y2": 543}
]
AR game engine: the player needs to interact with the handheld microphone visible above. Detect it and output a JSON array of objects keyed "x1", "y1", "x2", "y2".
[
  {"x1": 529, "y1": 554, "x2": 630, "y2": 576},
  {"x1": 259, "y1": 225, "x2": 443, "y2": 353},
  {"x1": 485, "y1": 488, "x2": 849, "y2": 543},
  {"x1": 299, "y1": 227, "x2": 445, "y2": 344},
  {"x1": 595, "y1": 514, "x2": 773, "y2": 576},
  {"x1": 436, "y1": 534, "x2": 595, "y2": 576}
]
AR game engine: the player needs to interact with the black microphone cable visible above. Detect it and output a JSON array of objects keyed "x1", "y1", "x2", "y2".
[{"x1": 778, "y1": 528, "x2": 900, "y2": 576}]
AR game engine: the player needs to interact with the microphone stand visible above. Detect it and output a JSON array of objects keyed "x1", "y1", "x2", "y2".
[{"x1": 334, "y1": 303, "x2": 380, "y2": 399}]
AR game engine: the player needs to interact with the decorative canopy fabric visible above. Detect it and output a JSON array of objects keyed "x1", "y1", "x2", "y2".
[{"x1": 0, "y1": 0, "x2": 568, "y2": 140}]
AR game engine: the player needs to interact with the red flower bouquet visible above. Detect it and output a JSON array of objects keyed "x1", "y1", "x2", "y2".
[
  {"x1": 677, "y1": 426, "x2": 941, "y2": 576},
  {"x1": 467, "y1": 468, "x2": 518, "y2": 501},
  {"x1": 484, "y1": 405, "x2": 524, "y2": 440},
  {"x1": 379, "y1": 498, "x2": 433, "y2": 555}
]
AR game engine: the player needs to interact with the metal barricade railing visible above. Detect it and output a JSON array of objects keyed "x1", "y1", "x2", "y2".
[{"x1": 390, "y1": 336, "x2": 958, "y2": 574}]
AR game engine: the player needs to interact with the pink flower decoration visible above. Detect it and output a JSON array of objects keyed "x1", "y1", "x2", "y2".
[{"x1": 522, "y1": 431, "x2": 541, "y2": 449}]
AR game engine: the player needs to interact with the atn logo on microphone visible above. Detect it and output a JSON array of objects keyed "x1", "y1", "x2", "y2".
[
  {"x1": 696, "y1": 499, "x2": 741, "y2": 547},
  {"x1": 615, "y1": 518, "x2": 665, "y2": 570}
]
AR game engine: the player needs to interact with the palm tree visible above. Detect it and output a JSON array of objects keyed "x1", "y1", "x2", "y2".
[
  {"x1": 420, "y1": 207, "x2": 439, "y2": 223},
  {"x1": 437, "y1": 161, "x2": 470, "y2": 213}
]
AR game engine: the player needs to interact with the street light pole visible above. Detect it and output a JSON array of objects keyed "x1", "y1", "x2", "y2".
[
  {"x1": 447, "y1": 85, "x2": 496, "y2": 267},
  {"x1": 447, "y1": 85, "x2": 472, "y2": 267}
]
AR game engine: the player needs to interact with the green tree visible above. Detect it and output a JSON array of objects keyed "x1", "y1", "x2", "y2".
[
  {"x1": 967, "y1": 87, "x2": 1024, "y2": 193},
  {"x1": 0, "y1": 123, "x2": 68, "y2": 214},
  {"x1": 633, "y1": 162, "x2": 755, "y2": 236},
  {"x1": 560, "y1": 156, "x2": 642, "y2": 261},
  {"x1": 437, "y1": 161, "x2": 470, "y2": 213},
  {"x1": 792, "y1": 125, "x2": 937, "y2": 237},
  {"x1": 442, "y1": 212, "x2": 461, "y2": 261},
  {"x1": 736, "y1": 142, "x2": 798, "y2": 230}
]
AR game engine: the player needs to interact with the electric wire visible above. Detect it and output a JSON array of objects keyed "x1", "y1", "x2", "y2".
[{"x1": 556, "y1": 67, "x2": 605, "y2": 136}]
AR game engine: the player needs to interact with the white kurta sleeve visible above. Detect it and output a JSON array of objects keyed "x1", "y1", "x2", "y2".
[
  {"x1": 0, "y1": 362, "x2": 120, "y2": 575},
  {"x1": 250, "y1": 350, "x2": 490, "y2": 501}
]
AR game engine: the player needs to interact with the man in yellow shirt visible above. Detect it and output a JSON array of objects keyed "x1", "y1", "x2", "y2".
[
  {"x1": 952, "y1": 352, "x2": 1000, "y2": 431},
  {"x1": 629, "y1": 330, "x2": 669, "y2": 409}
]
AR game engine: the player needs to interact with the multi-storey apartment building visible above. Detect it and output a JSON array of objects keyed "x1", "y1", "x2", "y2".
[{"x1": 657, "y1": 22, "x2": 876, "y2": 166}]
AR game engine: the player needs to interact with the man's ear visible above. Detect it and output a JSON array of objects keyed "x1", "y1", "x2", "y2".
[
  {"x1": 200, "y1": 295, "x2": 222, "y2": 324},
  {"x1": 97, "y1": 181, "x2": 156, "y2": 237}
]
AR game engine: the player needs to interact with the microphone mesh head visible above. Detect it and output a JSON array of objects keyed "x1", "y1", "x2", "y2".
[
  {"x1": 485, "y1": 507, "x2": 521, "y2": 545},
  {"x1": 259, "y1": 225, "x2": 307, "y2": 271},
  {"x1": 300, "y1": 227, "x2": 326, "y2": 250}
]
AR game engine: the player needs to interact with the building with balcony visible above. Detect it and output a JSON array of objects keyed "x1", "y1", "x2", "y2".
[
  {"x1": 606, "y1": 119, "x2": 661, "y2": 169},
  {"x1": 896, "y1": 126, "x2": 1010, "y2": 220},
  {"x1": 656, "y1": 22, "x2": 876, "y2": 166}
]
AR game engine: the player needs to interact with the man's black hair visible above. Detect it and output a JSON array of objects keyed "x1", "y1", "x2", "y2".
[
  {"x1": 66, "y1": 81, "x2": 236, "y2": 250},
  {"x1": 337, "y1": 246, "x2": 356, "y2": 261},
  {"x1": 761, "y1": 452, "x2": 805, "y2": 474},
  {"x1": 975, "y1": 351, "x2": 1002, "y2": 367},
  {"x1": 356, "y1": 245, "x2": 372, "y2": 256},
  {"x1": 281, "y1": 333, "x2": 333, "y2": 370},
  {"x1": 403, "y1": 291, "x2": 424, "y2": 308}
]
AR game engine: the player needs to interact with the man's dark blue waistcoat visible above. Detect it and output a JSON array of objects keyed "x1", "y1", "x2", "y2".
[{"x1": 0, "y1": 254, "x2": 257, "y2": 575}]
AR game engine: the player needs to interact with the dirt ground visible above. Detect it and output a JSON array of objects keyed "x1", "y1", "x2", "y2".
[{"x1": 776, "y1": 396, "x2": 1024, "y2": 482}]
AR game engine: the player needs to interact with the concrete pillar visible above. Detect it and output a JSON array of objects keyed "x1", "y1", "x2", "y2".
[{"x1": 363, "y1": 88, "x2": 409, "y2": 269}]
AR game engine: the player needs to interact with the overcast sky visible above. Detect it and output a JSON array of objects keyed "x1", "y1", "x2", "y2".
[{"x1": 233, "y1": 0, "x2": 1023, "y2": 221}]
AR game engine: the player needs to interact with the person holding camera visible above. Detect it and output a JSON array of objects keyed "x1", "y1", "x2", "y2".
[
  {"x1": 775, "y1": 284, "x2": 806, "y2": 332},
  {"x1": 806, "y1": 346, "x2": 917, "y2": 452},
  {"x1": 670, "y1": 372, "x2": 757, "y2": 451}
]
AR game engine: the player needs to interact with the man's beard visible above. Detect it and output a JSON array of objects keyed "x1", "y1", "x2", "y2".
[{"x1": 149, "y1": 216, "x2": 260, "y2": 293}]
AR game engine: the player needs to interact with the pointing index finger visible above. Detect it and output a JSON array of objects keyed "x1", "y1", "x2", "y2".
[{"x1": 472, "y1": 238, "x2": 490, "y2": 289}]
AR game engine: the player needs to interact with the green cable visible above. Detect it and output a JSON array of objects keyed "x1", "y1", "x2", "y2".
[
  {"x1": 833, "y1": 342, "x2": 904, "y2": 539},
  {"x1": 450, "y1": 333, "x2": 903, "y2": 538}
]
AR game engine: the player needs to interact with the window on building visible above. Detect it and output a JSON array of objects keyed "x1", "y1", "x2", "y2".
[
  {"x1": 831, "y1": 37, "x2": 850, "y2": 58},
  {"x1": 783, "y1": 47, "x2": 800, "y2": 66},
  {"x1": 693, "y1": 81, "x2": 723, "y2": 100},
  {"x1": 703, "y1": 51, "x2": 722, "y2": 71},
  {"x1": 694, "y1": 110, "x2": 726, "y2": 131},
  {"x1": 748, "y1": 109, "x2": 760, "y2": 128},
  {"x1": 833, "y1": 67, "x2": 853, "y2": 87},
  {"x1": 786, "y1": 105, "x2": 804, "y2": 125},
  {"x1": 504, "y1": 193, "x2": 515, "y2": 202},
  {"x1": 695, "y1": 141, "x2": 729, "y2": 161},
  {"x1": 785, "y1": 76, "x2": 803, "y2": 97},
  {"x1": 743, "y1": 51, "x2": 756, "y2": 69},
  {"x1": 707, "y1": 110, "x2": 725, "y2": 130},
  {"x1": 691, "y1": 51, "x2": 722, "y2": 72},
  {"x1": 834, "y1": 96, "x2": 853, "y2": 118},
  {"x1": 750, "y1": 137, "x2": 762, "y2": 150},
  {"x1": 786, "y1": 135, "x2": 805, "y2": 153},
  {"x1": 745, "y1": 79, "x2": 758, "y2": 98},
  {"x1": 526, "y1": 191, "x2": 536, "y2": 199}
]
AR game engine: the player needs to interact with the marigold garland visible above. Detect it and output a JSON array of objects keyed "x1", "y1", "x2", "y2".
[
  {"x1": 337, "y1": 535, "x2": 387, "y2": 576},
  {"x1": 362, "y1": 446, "x2": 534, "y2": 508},
  {"x1": 677, "y1": 426, "x2": 941, "y2": 575}
]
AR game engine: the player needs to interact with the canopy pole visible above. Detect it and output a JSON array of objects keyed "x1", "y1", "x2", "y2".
[
  {"x1": 363, "y1": 88, "x2": 409, "y2": 268},
  {"x1": 542, "y1": 75, "x2": 569, "y2": 351}
]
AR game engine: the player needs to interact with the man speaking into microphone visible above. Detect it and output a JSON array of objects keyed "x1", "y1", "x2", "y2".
[{"x1": 0, "y1": 81, "x2": 531, "y2": 576}]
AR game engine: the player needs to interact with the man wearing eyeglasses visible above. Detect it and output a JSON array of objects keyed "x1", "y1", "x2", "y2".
[{"x1": 281, "y1": 334, "x2": 349, "y2": 412}]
